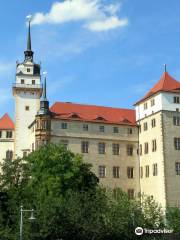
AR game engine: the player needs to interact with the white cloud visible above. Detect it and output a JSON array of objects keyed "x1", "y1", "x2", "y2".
[
  {"x1": 32, "y1": 0, "x2": 128, "y2": 32},
  {"x1": 87, "y1": 16, "x2": 128, "y2": 32}
]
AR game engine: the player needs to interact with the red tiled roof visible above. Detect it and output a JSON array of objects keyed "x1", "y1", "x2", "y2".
[
  {"x1": 50, "y1": 102, "x2": 136, "y2": 126},
  {"x1": 135, "y1": 71, "x2": 180, "y2": 105},
  {"x1": 0, "y1": 113, "x2": 14, "y2": 130}
]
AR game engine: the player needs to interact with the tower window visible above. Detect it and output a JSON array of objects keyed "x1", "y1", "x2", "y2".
[
  {"x1": 151, "y1": 98, "x2": 155, "y2": 106},
  {"x1": 151, "y1": 118, "x2": 156, "y2": 128},
  {"x1": 144, "y1": 122, "x2": 148, "y2": 131},
  {"x1": 25, "y1": 106, "x2": 29, "y2": 111},
  {"x1": 6, "y1": 131, "x2": 12, "y2": 138},
  {"x1": 152, "y1": 139, "x2": 157, "y2": 152},
  {"x1": 144, "y1": 102, "x2": 148, "y2": 110},
  {"x1": 21, "y1": 79, "x2": 25, "y2": 84},
  {"x1": 144, "y1": 142, "x2": 149, "y2": 154},
  {"x1": 153, "y1": 163, "x2": 158, "y2": 176},
  {"x1": 27, "y1": 68, "x2": 30, "y2": 72},
  {"x1": 32, "y1": 80, "x2": 35, "y2": 85},
  {"x1": 145, "y1": 165, "x2": 149, "y2": 177}
]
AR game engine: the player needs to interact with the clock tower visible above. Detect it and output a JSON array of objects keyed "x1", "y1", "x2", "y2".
[{"x1": 13, "y1": 18, "x2": 42, "y2": 158}]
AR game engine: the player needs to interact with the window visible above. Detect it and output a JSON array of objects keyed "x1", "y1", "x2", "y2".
[
  {"x1": 81, "y1": 141, "x2": 89, "y2": 153},
  {"x1": 128, "y1": 189, "x2": 134, "y2": 199},
  {"x1": 32, "y1": 80, "x2": 35, "y2": 85},
  {"x1": 60, "y1": 140, "x2": 69, "y2": 150},
  {"x1": 113, "y1": 166, "x2": 120, "y2": 178},
  {"x1": 139, "y1": 144, "x2": 142, "y2": 156},
  {"x1": 175, "y1": 162, "x2": 180, "y2": 175},
  {"x1": 99, "y1": 126, "x2": 105, "y2": 132},
  {"x1": 144, "y1": 102, "x2": 148, "y2": 110},
  {"x1": 112, "y1": 143, "x2": 120, "y2": 155},
  {"x1": 61, "y1": 122, "x2": 67, "y2": 129},
  {"x1": 23, "y1": 151, "x2": 27, "y2": 158},
  {"x1": 174, "y1": 96, "x2": 180, "y2": 104},
  {"x1": 0, "y1": 131, "x2": 2, "y2": 138},
  {"x1": 153, "y1": 163, "x2": 158, "y2": 176},
  {"x1": 127, "y1": 167, "x2": 134, "y2": 179},
  {"x1": 6, "y1": 150, "x2": 13, "y2": 160},
  {"x1": 25, "y1": 106, "x2": 29, "y2": 111},
  {"x1": 173, "y1": 116, "x2": 180, "y2": 126},
  {"x1": 6, "y1": 131, "x2": 12, "y2": 138},
  {"x1": 151, "y1": 98, "x2": 155, "y2": 106},
  {"x1": 27, "y1": 68, "x2": 30, "y2": 72},
  {"x1": 140, "y1": 167, "x2": 143, "y2": 178},
  {"x1": 98, "y1": 142, "x2": 106, "y2": 154},
  {"x1": 127, "y1": 145, "x2": 133, "y2": 156},
  {"x1": 128, "y1": 128, "x2": 133, "y2": 134},
  {"x1": 144, "y1": 122, "x2": 148, "y2": 131},
  {"x1": 145, "y1": 165, "x2": 149, "y2": 178},
  {"x1": 21, "y1": 79, "x2": 24, "y2": 84},
  {"x1": 152, "y1": 139, "x2": 157, "y2": 152},
  {"x1": 113, "y1": 127, "x2": 119, "y2": 133},
  {"x1": 174, "y1": 138, "x2": 180, "y2": 150},
  {"x1": 98, "y1": 166, "x2": 106, "y2": 178},
  {"x1": 83, "y1": 124, "x2": 88, "y2": 131},
  {"x1": 151, "y1": 118, "x2": 156, "y2": 128},
  {"x1": 144, "y1": 142, "x2": 149, "y2": 154}
]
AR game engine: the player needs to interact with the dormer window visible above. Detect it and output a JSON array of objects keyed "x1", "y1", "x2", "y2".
[
  {"x1": 21, "y1": 79, "x2": 25, "y2": 84},
  {"x1": 144, "y1": 102, "x2": 148, "y2": 110},
  {"x1": 174, "y1": 96, "x2": 180, "y2": 104},
  {"x1": 27, "y1": 68, "x2": 30, "y2": 72}
]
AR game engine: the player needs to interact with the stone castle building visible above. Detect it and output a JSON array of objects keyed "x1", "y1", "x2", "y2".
[{"x1": 0, "y1": 21, "x2": 180, "y2": 208}]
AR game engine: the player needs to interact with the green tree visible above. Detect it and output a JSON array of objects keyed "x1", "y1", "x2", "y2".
[{"x1": 166, "y1": 207, "x2": 180, "y2": 233}]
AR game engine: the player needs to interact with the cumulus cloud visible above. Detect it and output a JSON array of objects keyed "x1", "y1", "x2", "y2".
[{"x1": 32, "y1": 0, "x2": 128, "y2": 32}]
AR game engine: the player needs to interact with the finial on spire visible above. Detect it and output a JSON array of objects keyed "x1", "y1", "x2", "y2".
[
  {"x1": 24, "y1": 15, "x2": 34, "y2": 61},
  {"x1": 164, "y1": 63, "x2": 167, "y2": 72}
]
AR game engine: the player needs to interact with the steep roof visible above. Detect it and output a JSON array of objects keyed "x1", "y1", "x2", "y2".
[
  {"x1": 50, "y1": 102, "x2": 136, "y2": 126},
  {"x1": 135, "y1": 71, "x2": 180, "y2": 105},
  {"x1": 0, "y1": 113, "x2": 14, "y2": 130}
]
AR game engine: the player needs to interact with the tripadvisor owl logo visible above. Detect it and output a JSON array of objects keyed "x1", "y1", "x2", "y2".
[{"x1": 135, "y1": 227, "x2": 144, "y2": 235}]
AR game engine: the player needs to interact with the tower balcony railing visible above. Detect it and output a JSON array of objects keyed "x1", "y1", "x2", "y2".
[{"x1": 13, "y1": 83, "x2": 43, "y2": 89}]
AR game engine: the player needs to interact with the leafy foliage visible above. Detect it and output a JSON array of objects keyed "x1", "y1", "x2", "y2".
[{"x1": 0, "y1": 144, "x2": 173, "y2": 240}]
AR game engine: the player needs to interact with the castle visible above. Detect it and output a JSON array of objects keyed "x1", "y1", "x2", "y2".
[{"x1": 0, "y1": 20, "x2": 180, "y2": 209}]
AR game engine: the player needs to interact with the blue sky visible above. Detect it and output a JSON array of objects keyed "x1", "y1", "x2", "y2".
[{"x1": 1, "y1": 0, "x2": 180, "y2": 119}]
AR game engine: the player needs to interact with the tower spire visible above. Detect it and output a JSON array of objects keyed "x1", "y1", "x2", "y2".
[
  {"x1": 24, "y1": 15, "x2": 34, "y2": 61},
  {"x1": 38, "y1": 72, "x2": 50, "y2": 115}
]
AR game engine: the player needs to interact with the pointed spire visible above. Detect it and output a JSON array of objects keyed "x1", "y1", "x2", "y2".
[
  {"x1": 27, "y1": 20, "x2": 32, "y2": 51},
  {"x1": 38, "y1": 71, "x2": 50, "y2": 115},
  {"x1": 24, "y1": 15, "x2": 34, "y2": 61}
]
